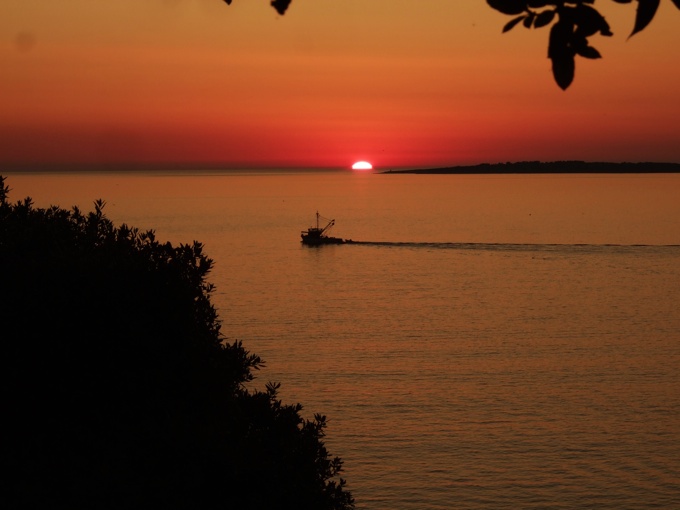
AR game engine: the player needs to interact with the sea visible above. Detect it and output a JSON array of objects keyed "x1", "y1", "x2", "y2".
[{"x1": 6, "y1": 170, "x2": 680, "y2": 509}]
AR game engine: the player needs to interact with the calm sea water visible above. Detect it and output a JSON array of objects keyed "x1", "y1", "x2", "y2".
[{"x1": 7, "y1": 171, "x2": 680, "y2": 509}]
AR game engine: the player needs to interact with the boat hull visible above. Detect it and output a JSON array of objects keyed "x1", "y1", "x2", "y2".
[{"x1": 301, "y1": 235, "x2": 346, "y2": 246}]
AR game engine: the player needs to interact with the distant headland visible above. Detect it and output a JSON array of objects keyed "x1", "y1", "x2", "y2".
[{"x1": 382, "y1": 161, "x2": 680, "y2": 174}]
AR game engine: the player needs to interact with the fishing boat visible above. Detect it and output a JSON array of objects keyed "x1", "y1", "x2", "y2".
[{"x1": 301, "y1": 212, "x2": 346, "y2": 246}]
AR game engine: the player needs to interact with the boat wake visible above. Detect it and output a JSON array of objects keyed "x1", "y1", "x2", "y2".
[{"x1": 346, "y1": 241, "x2": 680, "y2": 253}]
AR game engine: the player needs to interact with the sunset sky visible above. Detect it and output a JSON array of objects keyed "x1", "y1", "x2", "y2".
[{"x1": 2, "y1": 0, "x2": 680, "y2": 170}]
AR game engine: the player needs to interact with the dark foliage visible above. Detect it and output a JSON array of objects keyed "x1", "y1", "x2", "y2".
[
  {"x1": 222, "y1": 1, "x2": 678, "y2": 90},
  {"x1": 487, "y1": 0, "x2": 680, "y2": 89},
  {"x1": 0, "y1": 175, "x2": 353, "y2": 510}
]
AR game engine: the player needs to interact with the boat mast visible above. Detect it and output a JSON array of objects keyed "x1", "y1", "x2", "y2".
[{"x1": 310, "y1": 211, "x2": 335, "y2": 235}]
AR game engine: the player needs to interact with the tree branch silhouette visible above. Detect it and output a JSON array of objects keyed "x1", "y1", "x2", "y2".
[
  {"x1": 487, "y1": 0, "x2": 678, "y2": 89},
  {"x1": 222, "y1": 0, "x2": 679, "y2": 90}
]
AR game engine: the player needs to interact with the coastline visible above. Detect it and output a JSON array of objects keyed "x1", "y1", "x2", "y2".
[{"x1": 382, "y1": 161, "x2": 680, "y2": 174}]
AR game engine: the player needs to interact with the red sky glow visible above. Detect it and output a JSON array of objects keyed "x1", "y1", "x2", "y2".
[{"x1": 2, "y1": 0, "x2": 679, "y2": 170}]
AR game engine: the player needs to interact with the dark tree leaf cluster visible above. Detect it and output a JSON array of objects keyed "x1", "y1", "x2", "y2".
[
  {"x1": 222, "y1": 1, "x2": 678, "y2": 90},
  {"x1": 0, "y1": 175, "x2": 354, "y2": 510},
  {"x1": 487, "y1": 0, "x2": 680, "y2": 89}
]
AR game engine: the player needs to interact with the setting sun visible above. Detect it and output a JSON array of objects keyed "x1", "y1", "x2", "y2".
[{"x1": 352, "y1": 161, "x2": 373, "y2": 170}]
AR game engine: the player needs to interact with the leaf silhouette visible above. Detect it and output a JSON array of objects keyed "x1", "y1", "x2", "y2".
[
  {"x1": 487, "y1": 0, "x2": 526, "y2": 15},
  {"x1": 503, "y1": 15, "x2": 527, "y2": 32},
  {"x1": 574, "y1": 4, "x2": 613, "y2": 36},
  {"x1": 534, "y1": 10, "x2": 556, "y2": 28},
  {"x1": 630, "y1": 0, "x2": 660, "y2": 37},
  {"x1": 576, "y1": 45, "x2": 602, "y2": 59},
  {"x1": 271, "y1": 0, "x2": 292, "y2": 16},
  {"x1": 552, "y1": 53, "x2": 575, "y2": 90},
  {"x1": 549, "y1": 19, "x2": 576, "y2": 90}
]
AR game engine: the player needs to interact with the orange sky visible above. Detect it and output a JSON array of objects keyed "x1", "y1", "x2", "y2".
[{"x1": 2, "y1": 0, "x2": 680, "y2": 170}]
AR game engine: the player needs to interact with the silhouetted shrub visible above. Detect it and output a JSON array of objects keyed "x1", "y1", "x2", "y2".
[{"x1": 0, "y1": 175, "x2": 354, "y2": 510}]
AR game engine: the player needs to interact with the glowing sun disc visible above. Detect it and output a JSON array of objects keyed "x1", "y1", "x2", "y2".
[{"x1": 352, "y1": 161, "x2": 373, "y2": 170}]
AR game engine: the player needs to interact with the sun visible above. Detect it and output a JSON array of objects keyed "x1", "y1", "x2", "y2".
[{"x1": 352, "y1": 161, "x2": 373, "y2": 171}]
